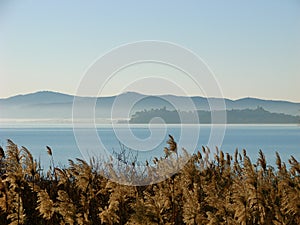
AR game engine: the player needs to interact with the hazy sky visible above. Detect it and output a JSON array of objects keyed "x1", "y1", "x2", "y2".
[{"x1": 0, "y1": 0, "x2": 299, "y2": 101}]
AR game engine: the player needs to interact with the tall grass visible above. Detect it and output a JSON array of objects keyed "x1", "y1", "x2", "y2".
[{"x1": 0, "y1": 137, "x2": 299, "y2": 224}]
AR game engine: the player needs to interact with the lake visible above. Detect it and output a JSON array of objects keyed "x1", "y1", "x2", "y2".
[{"x1": 0, "y1": 124, "x2": 299, "y2": 170}]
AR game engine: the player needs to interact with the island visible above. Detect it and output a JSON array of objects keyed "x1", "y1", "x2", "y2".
[{"x1": 129, "y1": 106, "x2": 300, "y2": 124}]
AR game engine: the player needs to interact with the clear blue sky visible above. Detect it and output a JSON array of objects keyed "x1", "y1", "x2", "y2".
[{"x1": 0, "y1": 0, "x2": 299, "y2": 101}]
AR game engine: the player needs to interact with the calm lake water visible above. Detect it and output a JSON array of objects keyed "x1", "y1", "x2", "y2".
[{"x1": 0, "y1": 124, "x2": 299, "y2": 169}]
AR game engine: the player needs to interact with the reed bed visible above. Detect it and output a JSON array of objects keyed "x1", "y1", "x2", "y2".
[{"x1": 0, "y1": 137, "x2": 299, "y2": 225}]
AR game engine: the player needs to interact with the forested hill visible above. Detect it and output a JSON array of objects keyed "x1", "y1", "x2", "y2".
[{"x1": 129, "y1": 107, "x2": 300, "y2": 124}]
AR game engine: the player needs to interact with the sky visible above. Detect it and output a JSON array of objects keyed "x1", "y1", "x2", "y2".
[{"x1": 0, "y1": 0, "x2": 299, "y2": 101}]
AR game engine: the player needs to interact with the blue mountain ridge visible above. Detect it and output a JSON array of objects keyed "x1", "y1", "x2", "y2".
[{"x1": 0, "y1": 91, "x2": 299, "y2": 119}]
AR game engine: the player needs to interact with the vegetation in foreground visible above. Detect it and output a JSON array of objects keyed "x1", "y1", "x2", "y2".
[{"x1": 0, "y1": 137, "x2": 299, "y2": 225}]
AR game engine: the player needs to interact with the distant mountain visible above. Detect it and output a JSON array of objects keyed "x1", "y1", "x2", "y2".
[
  {"x1": 0, "y1": 91, "x2": 74, "y2": 105},
  {"x1": 0, "y1": 91, "x2": 299, "y2": 122}
]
